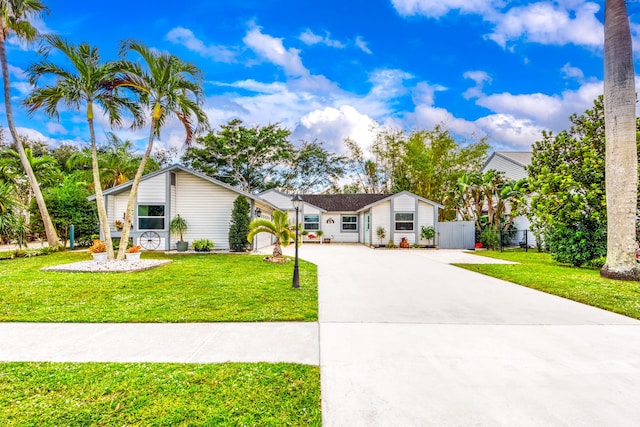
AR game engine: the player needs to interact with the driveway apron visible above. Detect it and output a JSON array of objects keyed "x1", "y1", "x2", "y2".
[{"x1": 290, "y1": 244, "x2": 640, "y2": 427}]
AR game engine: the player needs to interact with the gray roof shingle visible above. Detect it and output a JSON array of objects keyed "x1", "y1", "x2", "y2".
[{"x1": 300, "y1": 194, "x2": 391, "y2": 212}]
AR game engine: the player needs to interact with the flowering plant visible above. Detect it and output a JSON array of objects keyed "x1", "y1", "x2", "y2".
[
  {"x1": 88, "y1": 239, "x2": 106, "y2": 253},
  {"x1": 127, "y1": 245, "x2": 142, "y2": 253},
  {"x1": 114, "y1": 220, "x2": 124, "y2": 231}
]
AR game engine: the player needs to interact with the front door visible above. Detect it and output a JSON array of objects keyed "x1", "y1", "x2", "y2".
[{"x1": 364, "y1": 213, "x2": 371, "y2": 245}]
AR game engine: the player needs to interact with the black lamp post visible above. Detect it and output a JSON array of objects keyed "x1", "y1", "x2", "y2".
[{"x1": 291, "y1": 194, "x2": 303, "y2": 288}]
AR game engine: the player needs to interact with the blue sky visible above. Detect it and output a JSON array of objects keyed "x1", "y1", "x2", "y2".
[{"x1": 4, "y1": 0, "x2": 640, "y2": 157}]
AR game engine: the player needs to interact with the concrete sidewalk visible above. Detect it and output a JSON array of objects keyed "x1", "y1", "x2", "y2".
[{"x1": 0, "y1": 322, "x2": 319, "y2": 365}]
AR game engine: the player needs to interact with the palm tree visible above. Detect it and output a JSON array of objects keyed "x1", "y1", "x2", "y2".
[
  {"x1": 601, "y1": 0, "x2": 639, "y2": 280},
  {"x1": 66, "y1": 132, "x2": 159, "y2": 189},
  {"x1": 247, "y1": 210, "x2": 292, "y2": 259},
  {"x1": 0, "y1": 0, "x2": 59, "y2": 247},
  {"x1": 114, "y1": 40, "x2": 208, "y2": 259},
  {"x1": 24, "y1": 35, "x2": 142, "y2": 259}
]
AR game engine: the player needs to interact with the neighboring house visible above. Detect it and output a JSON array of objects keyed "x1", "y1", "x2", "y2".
[
  {"x1": 90, "y1": 164, "x2": 277, "y2": 251},
  {"x1": 482, "y1": 151, "x2": 535, "y2": 246},
  {"x1": 260, "y1": 189, "x2": 443, "y2": 246}
]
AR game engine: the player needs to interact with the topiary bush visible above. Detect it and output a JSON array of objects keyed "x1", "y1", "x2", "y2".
[{"x1": 229, "y1": 196, "x2": 251, "y2": 252}]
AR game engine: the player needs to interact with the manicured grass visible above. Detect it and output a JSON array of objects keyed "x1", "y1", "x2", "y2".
[
  {"x1": 455, "y1": 251, "x2": 640, "y2": 320},
  {"x1": 0, "y1": 252, "x2": 317, "y2": 322},
  {"x1": 0, "y1": 362, "x2": 321, "y2": 426}
]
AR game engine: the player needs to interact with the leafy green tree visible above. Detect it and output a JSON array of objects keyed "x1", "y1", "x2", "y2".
[
  {"x1": 25, "y1": 35, "x2": 142, "y2": 259},
  {"x1": 280, "y1": 140, "x2": 347, "y2": 193},
  {"x1": 66, "y1": 132, "x2": 160, "y2": 189},
  {"x1": 183, "y1": 118, "x2": 293, "y2": 193},
  {"x1": 528, "y1": 96, "x2": 640, "y2": 265},
  {"x1": 0, "y1": 0, "x2": 59, "y2": 247},
  {"x1": 247, "y1": 210, "x2": 292, "y2": 259},
  {"x1": 228, "y1": 195, "x2": 251, "y2": 252},
  {"x1": 601, "y1": 0, "x2": 639, "y2": 280},
  {"x1": 29, "y1": 176, "x2": 99, "y2": 247},
  {"x1": 115, "y1": 40, "x2": 208, "y2": 260}
]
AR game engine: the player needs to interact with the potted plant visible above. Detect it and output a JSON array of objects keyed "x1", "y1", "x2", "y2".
[
  {"x1": 376, "y1": 226, "x2": 386, "y2": 247},
  {"x1": 316, "y1": 230, "x2": 324, "y2": 244},
  {"x1": 399, "y1": 237, "x2": 410, "y2": 248},
  {"x1": 125, "y1": 245, "x2": 142, "y2": 262},
  {"x1": 114, "y1": 220, "x2": 124, "y2": 231},
  {"x1": 88, "y1": 239, "x2": 107, "y2": 263},
  {"x1": 170, "y1": 214, "x2": 188, "y2": 252},
  {"x1": 193, "y1": 238, "x2": 214, "y2": 252},
  {"x1": 420, "y1": 225, "x2": 436, "y2": 248}
]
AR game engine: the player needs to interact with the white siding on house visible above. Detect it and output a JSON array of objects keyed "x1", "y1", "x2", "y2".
[
  {"x1": 255, "y1": 211, "x2": 273, "y2": 250},
  {"x1": 393, "y1": 195, "x2": 417, "y2": 245},
  {"x1": 259, "y1": 190, "x2": 296, "y2": 210},
  {"x1": 371, "y1": 202, "x2": 390, "y2": 246},
  {"x1": 320, "y1": 212, "x2": 359, "y2": 243},
  {"x1": 483, "y1": 155, "x2": 527, "y2": 180},
  {"x1": 174, "y1": 171, "x2": 240, "y2": 251},
  {"x1": 106, "y1": 192, "x2": 130, "y2": 228},
  {"x1": 138, "y1": 174, "x2": 166, "y2": 203}
]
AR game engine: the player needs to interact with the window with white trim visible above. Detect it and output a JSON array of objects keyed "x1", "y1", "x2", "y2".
[
  {"x1": 138, "y1": 205, "x2": 165, "y2": 230},
  {"x1": 303, "y1": 215, "x2": 320, "y2": 231},
  {"x1": 395, "y1": 212, "x2": 414, "y2": 231},
  {"x1": 341, "y1": 215, "x2": 358, "y2": 232}
]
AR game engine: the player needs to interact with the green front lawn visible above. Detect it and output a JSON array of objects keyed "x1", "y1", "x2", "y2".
[
  {"x1": 456, "y1": 251, "x2": 640, "y2": 320},
  {"x1": 0, "y1": 362, "x2": 321, "y2": 426},
  {"x1": 0, "y1": 252, "x2": 317, "y2": 322}
]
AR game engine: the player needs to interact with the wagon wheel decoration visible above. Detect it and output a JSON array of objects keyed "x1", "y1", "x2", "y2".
[{"x1": 139, "y1": 231, "x2": 161, "y2": 250}]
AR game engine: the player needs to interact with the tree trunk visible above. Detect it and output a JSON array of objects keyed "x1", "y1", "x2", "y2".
[
  {"x1": 87, "y1": 109, "x2": 114, "y2": 259},
  {"x1": 601, "y1": 0, "x2": 639, "y2": 280},
  {"x1": 117, "y1": 120, "x2": 156, "y2": 260},
  {"x1": 0, "y1": 31, "x2": 60, "y2": 248},
  {"x1": 273, "y1": 240, "x2": 283, "y2": 258}
]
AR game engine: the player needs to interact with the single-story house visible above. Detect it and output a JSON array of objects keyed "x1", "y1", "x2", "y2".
[
  {"x1": 259, "y1": 189, "x2": 443, "y2": 246},
  {"x1": 90, "y1": 164, "x2": 277, "y2": 251}
]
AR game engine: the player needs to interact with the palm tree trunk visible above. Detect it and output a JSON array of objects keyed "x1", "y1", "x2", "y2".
[
  {"x1": 601, "y1": 0, "x2": 639, "y2": 280},
  {"x1": 87, "y1": 109, "x2": 114, "y2": 259},
  {"x1": 0, "y1": 31, "x2": 60, "y2": 248},
  {"x1": 117, "y1": 120, "x2": 157, "y2": 260},
  {"x1": 273, "y1": 240, "x2": 283, "y2": 258}
]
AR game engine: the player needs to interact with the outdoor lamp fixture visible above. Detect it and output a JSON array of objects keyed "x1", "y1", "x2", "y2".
[
  {"x1": 254, "y1": 207, "x2": 262, "y2": 218},
  {"x1": 291, "y1": 194, "x2": 303, "y2": 288}
]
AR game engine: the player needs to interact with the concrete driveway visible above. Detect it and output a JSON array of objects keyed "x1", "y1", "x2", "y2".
[{"x1": 288, "y1": 244, "x2": 640, "y2": 427}]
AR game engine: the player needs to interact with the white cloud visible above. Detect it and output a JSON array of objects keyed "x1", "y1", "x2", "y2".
[
  {"x1": 46, "y1": 122, "x2": 67, "y2": 135},
  {"x1": 391, "y1": 0, "x2": 610, "y2": 51},
  {"x1": 243, "y1": 24, "x2": 309, "y2": 77},
  {"x1": 294, "y1": 105, "x2": 378, "y2": 153},
  {"x1": 463, "y1": 70, "x2": 492, "y2": 99},
  {"x1": 486, "y1": 1, "x2": 603, "y2": 48},
  {"x1": 355, "y1": 36, "x2": 373, "y2": 54},
  {"x1": 165, "y1": 27, "x2": 237, "y2": 62},
  {"x1": 391, "y1": 0, "x2": 500, "y2": 18},
  {"x1": 368, "y1": 69, "x2": 413, "y2": 99},
  {"x1": 411, "y1": 81, "x2": 447, "y2": 106},
  {"x1": 475, "y1": 114, "x2": 544, "y2": 148},
  {"x1": 475, "y1": 80, "x2": 603, "y2": 130},
  {"x1": 299, "y1": 29, "x2": 346, "y2": 48},
  {"x1": 561, "y1": 62, "x2": 585, "y2": 80}
]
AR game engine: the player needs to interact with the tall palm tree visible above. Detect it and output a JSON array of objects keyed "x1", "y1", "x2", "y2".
[
  {"x1": 247, "y1": 210, "x2": 292, "y2": 259},
  {"x1": 601, "y1": 0, "x2": 639, "y2": 280},
  {"x1": 0, "y1": 0, "x2": 59, "y2": 247},
  {"x1": 24, "y1": 35, "x2": 142, "y2": 259},
  {"x1": 114, "y1": 40, "x2": 208, "y2": 259}
]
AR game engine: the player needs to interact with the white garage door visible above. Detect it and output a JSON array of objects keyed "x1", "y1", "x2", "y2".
[{"x1": 255, "y1": 214, "x2": 273, "y2": 249}]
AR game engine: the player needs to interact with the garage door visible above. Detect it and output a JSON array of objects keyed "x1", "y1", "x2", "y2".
[{"x1": 255, "y1": 214, "x2": 273, "y2": 249}]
